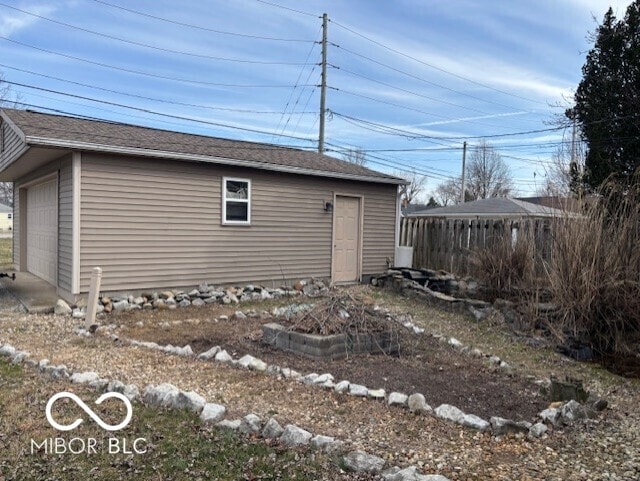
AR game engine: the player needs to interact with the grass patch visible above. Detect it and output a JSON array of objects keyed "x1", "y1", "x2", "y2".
[
  {"x1": 0, "y1": 237, "x2": 12, "y2": 270},
  {"x1": 0, "y1": 360, "x2": 353, "y2": 481}
]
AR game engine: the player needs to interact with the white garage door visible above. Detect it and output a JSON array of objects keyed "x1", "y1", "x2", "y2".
[{"x1": 27, "y1": 179, "x2": 58, "y2": 285}]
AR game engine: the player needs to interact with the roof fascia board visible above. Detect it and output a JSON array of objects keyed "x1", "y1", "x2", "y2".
[{"x1": 26, "y1": 136, "x2": 407, "y2": 185}]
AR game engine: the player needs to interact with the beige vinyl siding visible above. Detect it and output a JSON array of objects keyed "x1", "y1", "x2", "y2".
[
  {"x1": 362, "y1": 191, "x2": 397, "y2": 275},
  {"x1": 0, "y1": 120, "x2": 27, "y2": 172},
  {"x1": 79, "y1": 153, "x2": 397, "y2": 293},
  {"x1": 12, "y1": 184, "x2": 19, "y2": 266},
  {"x1": 57, "y1": 158, "x2": 73, "y2": 292}
]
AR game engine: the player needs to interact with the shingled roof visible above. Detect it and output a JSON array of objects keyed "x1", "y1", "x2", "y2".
[
  {"x1": 409, "y1": 197, "x2": 574, "y2": 218},
  {"x1": 1, "y1": 109, "x2": 404, "y2": 184}
]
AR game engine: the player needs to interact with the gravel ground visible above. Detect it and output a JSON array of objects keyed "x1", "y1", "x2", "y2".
[{"x1": 0, "y1": 289, "x2": 639, "y2": 480}]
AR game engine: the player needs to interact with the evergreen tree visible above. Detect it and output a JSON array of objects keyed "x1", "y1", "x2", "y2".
[{"x1": 572, "y1": 3, "x2": 640, "y2": 190}]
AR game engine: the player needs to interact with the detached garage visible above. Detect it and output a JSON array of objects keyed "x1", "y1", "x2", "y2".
[{"x1": 0, "y1": 109, "x2": 404, "y2": 302}]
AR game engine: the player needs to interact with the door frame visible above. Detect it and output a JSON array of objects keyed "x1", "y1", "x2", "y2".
[
  {"x1": 330, "y1": 193, "x2": 364, "y2": 284},
  {"x1": 20, "y1": 172, "x2": 59, "y2": 286}
]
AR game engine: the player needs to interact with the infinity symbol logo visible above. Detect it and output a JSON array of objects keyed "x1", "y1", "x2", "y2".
[{"x1": 45, "y1": 392, "x2": 133, "y2": 432}]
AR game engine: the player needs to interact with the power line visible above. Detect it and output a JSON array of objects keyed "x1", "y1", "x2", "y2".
[
  {"x1": 332, "y1": 64, "x2": 496, "y2": 116},
  {"x1": 90, "y1": 0, "x2": 315, "y2": 42},
  {"x1": 333, "y1": 88, "x2": 459, "y2": 121},
  {"x1": 0, "y1": 36, "x2": 314, "y2": 89},
  {"x1": 331, "y1": 111, "x2": 565, "y2": 141},
  {"x1": 253, "y1": 0, "x2": 318, "y2": 18},
  {"x1": 0, "y1": 63, "x2": 316, "y2": 114},
  {"x1": 4, "y1": 80, "x2": 317, "y2": 142},
  {"x1": 331, "y1": 20, "x2": 548, "y2": 106},
  {"x1": 273, "y1": 34, "x2": 321, "y2": 141},
  {"x1": 11, "y1": 104, "x2": 318, "y2": 152},
  {"x1": 0, "y1": 3, "x2": 315, "y2": 66},
  {"x1": 325, "y1": 141, "x2": 455, "y2": 181},
  {"x1": 333, "y1": 44, "x2": 533, "y2": 114}
]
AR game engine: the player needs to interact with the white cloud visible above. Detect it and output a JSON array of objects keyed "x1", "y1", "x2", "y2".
[{"x1": 0, "y1": 4, "x2": 56, "y2": 37}]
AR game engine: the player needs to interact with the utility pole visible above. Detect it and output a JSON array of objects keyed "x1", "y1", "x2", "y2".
[
  {"x1": 460, "y1": 141, "x2": 467, "y2": 203},
  {"x1": 318, "y1": 13, "x2": 328, "y2": 154}
]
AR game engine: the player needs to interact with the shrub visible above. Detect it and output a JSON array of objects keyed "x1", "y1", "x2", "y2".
[
  {"x1": 545, "y1": 180, "x2": 640, "y2": 354},
  {"x1": 470, "y1": 223, "x2": 536, "y2": 297}
]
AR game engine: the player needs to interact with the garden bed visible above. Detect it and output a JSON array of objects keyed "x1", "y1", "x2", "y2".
[{"x1": 119, "y1": 294, "x2": 547, "y2": 421}]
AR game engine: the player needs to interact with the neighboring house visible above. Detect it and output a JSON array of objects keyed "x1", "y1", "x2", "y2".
[
  {"x1": 0, "y1": 203, "x2": 12, "y2": 230},
  {"x1": 409, "y1": 197, "x2": 573, "y2": 220},
  {"x1": 0, "y1": 109, "x2": 404, "y2": 302},
  {"x1": 516, "y1": 196, "x2": 588, "y2": 214},
  {"x1": 400, "y1": 203, "x2": 435, "y2": 217}
]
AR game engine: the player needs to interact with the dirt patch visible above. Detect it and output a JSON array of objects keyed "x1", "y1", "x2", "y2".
[{"x1": 119, "y1": 298, "x2": 546, "y2": 421}]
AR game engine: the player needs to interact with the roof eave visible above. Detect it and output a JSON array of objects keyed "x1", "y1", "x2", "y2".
[
  {"x1": 409, "y1": 212, "x2": 570, "y2": 218},
  {"x1": 25, "y1": 136, "x2": 406, "y2": 185}
]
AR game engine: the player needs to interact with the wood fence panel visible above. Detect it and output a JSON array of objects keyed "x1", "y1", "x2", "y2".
[{"x1": 399, "y1": 216, "x2": 560, "y2": 276}]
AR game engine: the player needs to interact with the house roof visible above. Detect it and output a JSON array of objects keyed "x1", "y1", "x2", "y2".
[
  {"x1": 516, "y1": 196, "x2": 587, "y2": 213},
  {"x1": 401, "y1": 203, "x2": 435, "y2": 216},
  {"x1": 0, "y1": 109, "x2": 405, "y2": 185},
  {"x1": 0, "y1": 203, "x2": 11, "y2": 213},
  {"x1": 410, "y1": 197, "x2": 572, "y2": 218}
]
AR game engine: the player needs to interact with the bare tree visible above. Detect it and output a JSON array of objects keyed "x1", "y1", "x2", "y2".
[
  {"x1": 342, "y1": 147, "x2": 367, "y2": 166},
  {"x1": 394, "y1": 169, "x2": 427, "y2": 205},
  {"x1": 539, "y1": 126, "x2": 586, "y2": 198},
  {"x1": 434, "y1": 178, "x2": 460, "y2": 206},
  {"x1": 465, "y1": 140, "x2": 512, "y2": 200}
]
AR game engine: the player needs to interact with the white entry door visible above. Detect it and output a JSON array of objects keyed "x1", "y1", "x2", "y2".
[
  {"x1": 333, "y1": 195, "x2": 361, "y2": 283},
  {"x1": 26, "y1": 179, "x2": 58, "y2": 285}
]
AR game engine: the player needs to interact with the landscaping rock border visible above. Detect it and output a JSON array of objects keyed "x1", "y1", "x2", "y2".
[
  {"x1": 0, "y1": 341, "x2": 450, "y2": 480},
  {"x1": 55, "y1": 279, "x2": 330, "y2": 319},
  {"x1": 113, "y1": 310, "x2": 604, "y2": 439}
]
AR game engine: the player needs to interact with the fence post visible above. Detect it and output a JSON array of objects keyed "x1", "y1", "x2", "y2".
[{"x1": 85, "y1": 267, "x2": 102, "y2": 329}]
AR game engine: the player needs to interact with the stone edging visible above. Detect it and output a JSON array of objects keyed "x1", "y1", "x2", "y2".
[
  {"x1": 109, "y1": 306, "x2": 606, "y2": 440},
  {"x1": 54, "y1": 279, "x2": 328, "y2": 318},
  {"x1": 0, "y1": 342, "x2": 451, "y2": 480}
]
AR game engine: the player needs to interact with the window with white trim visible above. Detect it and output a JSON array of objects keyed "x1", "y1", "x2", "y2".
[{"x1": 222, "y1": 177, "x2": 251, "y2": 225}]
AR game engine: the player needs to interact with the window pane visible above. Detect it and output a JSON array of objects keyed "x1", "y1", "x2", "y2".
[
  {"x1": 226, "y1": 201, "x2": 248, "y2": 221},
  {"x1": 226, "y1": 180, "x2": 248, "y2": 199}
]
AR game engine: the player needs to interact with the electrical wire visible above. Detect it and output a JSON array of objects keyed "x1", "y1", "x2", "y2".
[
  {"x1": 273, "y1": 36, "x2": 321, "y2": 141},
  {"x1": 4, "y1": 81, "x2": 316, "y2": 142},
  {"x1": 0, "y1": 3, "x2": 316, "y2": 66},
  {"x1": 332, "y1": 64, "x2": 497, "y2": 116},
  {"x1": 0, "y1": 36, "x2": 313, "y2": 89},
  {"x1": 0, "y1": 63, "x2": 316, "y2": 114},
  {"x1": 331, "y1": 20, "x2": 548, "y2": 106},
  {"x1": 253, "y1": 0, "x2": 319, "y2": 18},
  {"x1": 11, "y1": 104, "x2": 318, "y2": 152},
  {"x1": 90, "y1": 0, "x2": 315, "y2": 42}
]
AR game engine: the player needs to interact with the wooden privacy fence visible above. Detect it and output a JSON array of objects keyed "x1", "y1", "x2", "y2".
[{"x1": 399, "y1": 217, "x2": 554, "y2": 275}]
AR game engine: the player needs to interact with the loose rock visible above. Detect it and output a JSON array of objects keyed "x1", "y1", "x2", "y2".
[
  {"x1": 261, "y1": 417, "x2": 284, "y2": 439},
  {"x1": 408, "y1": 393, "x2": 432, "y2": 413},
  {"x1": 388, "y1": 392, "x2": 409, "y2": 407},
  {"x1": 435, "y1": 404, "x2": 465, "y2": 423},
  {"x1": 200, "y1": 403, "x2": 226, "y2": 423},
  {"x1": 280, "y1": 424, "x2": 313, "y2": 446},
  {"x1": 239, "y1": 414, "x2": 262, "y2": 434},
  {"x1": 173, "y1": 390, "x2": 206, "y2": 412},
  {"x1": 342, "y1": 450, "x2": 386, "y2": 473}
]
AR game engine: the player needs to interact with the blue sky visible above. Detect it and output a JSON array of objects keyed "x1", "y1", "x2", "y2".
[{"x1": 0, "y1": 0, "x2": 633, "y2": 197}]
